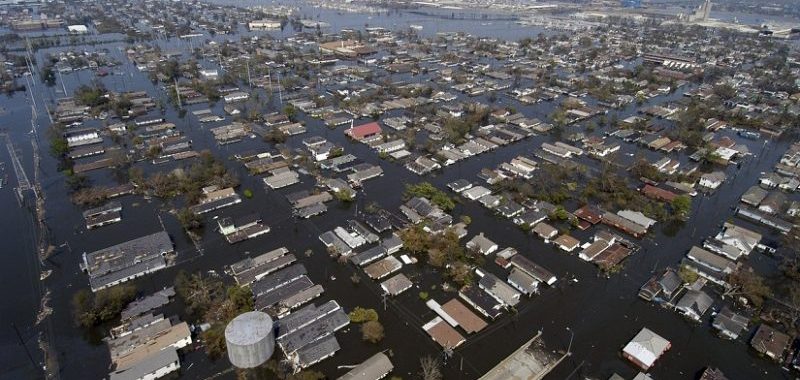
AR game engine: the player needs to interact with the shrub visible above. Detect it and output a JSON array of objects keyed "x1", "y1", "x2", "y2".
[{"x1": 349, "y1": 307, "x2": 379, "y2": 323}]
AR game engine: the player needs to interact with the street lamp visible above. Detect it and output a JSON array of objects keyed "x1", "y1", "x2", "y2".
[{"x1": 566, "y1": 327, "x2": 574, "y2": 356}]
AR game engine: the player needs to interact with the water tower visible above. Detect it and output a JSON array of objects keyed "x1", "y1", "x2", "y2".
[{"x1": 224, "y1": 311, "x2": 275, "y2": 368}]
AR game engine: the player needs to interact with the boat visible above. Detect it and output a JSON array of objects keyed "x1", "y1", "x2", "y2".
[{"x1": 410, "y1": 24, "x2": 423, "y2": 30}]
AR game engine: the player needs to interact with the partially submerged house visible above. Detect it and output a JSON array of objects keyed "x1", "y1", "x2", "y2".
[{"x1": 622, "y1": 328, "x2": 671, "y2": 371}]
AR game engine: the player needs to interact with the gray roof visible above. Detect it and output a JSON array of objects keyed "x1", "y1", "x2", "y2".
[
  {"x1": 676, "y1": 289, "x2": 713, "y2": 318},
  {"x1": 255, "y1": 276, "x2": 314, "y2": 311},
  {"x1": 478, "y1": 272, "x2": 520, "y2": 307},
  {"x1": 277, "y1": 307, "x2": 349, "y2": 354},
  {"x1": 276, "y1": 301, "x2": 341, "y2": 340},
  {"x1": 712, "y1": 306, "x2": 748, "y2": 337},
  {"x1": 296, "y1": 335, "x2": 340, "y2": 368},
  {"x1": 120, "y1": 287, "x2": 175, "y2": 320},
  {"x1": 251, "y1": 264, "x2": 308, "y2": 297},
  {"x1": 350, "y1": 246, "x2": 388, "y2": 266},
  {"x1": 686, "y1": 246, "x2": 735, "y2": 273},
  {"x1": 109, "y1": 348, "x2": 179, "y2": 380},
  {"x1": 83, "y1": 231, "x2": 173, "y2": 278},
  {"x1": 380, "y1": 273, "x2": 413, "y2": 296},
  {"x1": 337, "y1": 352, "x2": 394, "y2": 380}
]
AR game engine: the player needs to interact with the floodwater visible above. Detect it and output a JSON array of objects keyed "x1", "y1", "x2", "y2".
[{"x1": 1, "y1": 4, "x2": 798, "y2": 380}]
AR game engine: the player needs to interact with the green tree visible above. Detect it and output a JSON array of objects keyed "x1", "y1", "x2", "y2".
[
  {"x1": 349, "y1": 307, "x2": 378, "y2": 323},
  {"x1": 671, "y1": 195, "x2": 692, "y2": 218}
]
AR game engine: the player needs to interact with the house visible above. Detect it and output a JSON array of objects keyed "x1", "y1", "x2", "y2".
[
  {"x1": 788, "y1": 201, "x2": 800, "y2": 217},
  {"x1": 507, "y1": 268, "x2": 539, "y2": 296},
  {"x1": 638, "y1": 268, "x2": 683, "y2": 302},
  {"x1": 699, "y1": 368, "x2": 728, "y2": 380},
  {"x1": 345, "y1": 122, "x2": 382, "y2": 142},
  {"x1": 338, "y1": 352, "x2": 393, "y2": 380},
  {"x1": 509, "y1": 255, "x2": 557, "y2": 286},
  {"x1": 553, "y1": 235, "x2": 580, "y2": 252},
  {"x1": 496, "y1": 201, "x2": 524, "y2": 218},
  {"x1": 699, "y1": 171, "x2": 726, "y2": 190},
  {"x1": 578, "y1": 238, "x2": 612, "y2": 262},
  {"x1": 622, "y1": 328, "x2": 671, "y2": 371},
  {"x1": 759, "y1": 192, "x2": 787, "y2": 215},
  {"x1": 476, "y1": 270, "x2": 520, "y2": 307},
  {"x1": 740, "y1": 185, "x2": 768, "y2": 206},
  {"x1": 447, "y1": 179, "x2": 473, "y2": 193},
  {"x1": 712, "y1": 306, "x2": 748, "y2": 340},
  {"x1": 462, "y1": 186, "x2": 492, "y2": 201},
  {"x1": 759, "y1": 172, "x2": 784, "y2": 188},
  {"x1": 217, "y1": 214, "x2": 270, "y2": 244},
  {"x1": 466, "y1": 233, "x2": 499, "y2": 256},
  {"x1": 532, "y1": 222, "x2": 558, "y2": 240},
  {"x1": 617, "y1": 210, "x2": 657, "y2": 230},
  {"x1": 514, "y1": 209, "x2": 548, "y2": 227},
  {"x1": 675, "y1": 289, "x2": 713, "y2": 321},
  {"x1": 574, "y1": 204, "x2": 603, "y2": 225},
  {"x1": 711, "y1": 223, "x2": 761, "y2": 260},
  {"x1": 381, "y1": 273, "x2": 413, "y2": 296},
  {"x1": 248, "y1": 19, "x2": 282, "y2": 30},
  {"x1": 109, "y1": 348, "x2": 180, "y2": 380},
  {"x1": 81, "y1": 232, "x2": 174, "y2": 292},
  {"x1": 223, "y1": 91, "x2": 249, "y2": 103},
  {"x1": 684, "y1": 246, "x2": 736, "y2": 285},
  {"x1": 374, "y1": 139, "x2": 405, "y2": 154},
  {"x1": 641, "y1": 184, "x2": 677, "y2": 202},
  {"x1": 750, "y1": 324, "x2": 790, "y2": 361}
]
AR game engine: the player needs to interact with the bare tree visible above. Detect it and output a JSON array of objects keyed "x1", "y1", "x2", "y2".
[{"x1": 419, "y1": 355, "x2": 442, "y2": 380}]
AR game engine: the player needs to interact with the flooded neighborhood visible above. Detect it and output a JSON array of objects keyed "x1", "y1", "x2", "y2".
[{"x1": 1, "y1": 0, "x2": 800, "y2": 380}]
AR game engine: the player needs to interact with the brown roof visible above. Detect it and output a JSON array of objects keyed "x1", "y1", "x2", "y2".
[
  {"x1": 113, "y1": 322, "x2": 191, "y2": 370},
  {"x1": 594, "y1": 243, "x2": 633, "y2": 270},
  {"x1": 574, "y1": 205, "x2": 602, "y2": 224},
  {"x1": 641, "y1": 184, "x2": 677, "y2": 202},
  {"x1": 441, "y1": 299, "x2": 487, "y2": 334},
  {"x1": 425, "y1": 319, "x2": 465, "y2": 349},
  {"x1": 554, "y1": 235, "x2": 580, "y2": 249}
]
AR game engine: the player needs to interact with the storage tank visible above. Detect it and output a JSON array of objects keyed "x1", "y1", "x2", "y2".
[{"x1": 225, "y1": 311, "x2": 275, "y2": 368}]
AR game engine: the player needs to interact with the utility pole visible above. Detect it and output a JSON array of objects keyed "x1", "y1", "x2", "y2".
[
  {"x1": 57, "y1": 69, "x2": 67, "y2": 97},
  {"x1": 174, "y1": 78, "x2": 182, "y2": 108},
  {"x1": 11, "y1": 323, "x2": 38, "y2": 372},
  {"x1": 246, "y1": 59, "x2": 252, "y2": 88},
  {"x1": 277, "y1": 71, "x2": 283, "y2": 104}
]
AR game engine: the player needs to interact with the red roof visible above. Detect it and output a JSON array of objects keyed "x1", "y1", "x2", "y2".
[
  {"x1": 346, "y1": 122, "x2": 382, "y2": 140},
  {"x1": 641, "y1": 184, "x2": 677, "y2": 202}
]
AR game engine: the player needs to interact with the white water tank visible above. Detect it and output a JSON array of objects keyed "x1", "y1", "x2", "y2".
[{"x1": 224, "y1": 311, "x2": 274, "y2": 368}]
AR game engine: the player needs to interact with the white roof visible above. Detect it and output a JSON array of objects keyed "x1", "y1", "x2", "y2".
[
  {"x1": 622, "y1": 328, "x2": 670, "y2": 368},
  {"x1": 617, "y1": 210, "x2": 657, "y2": 229}
]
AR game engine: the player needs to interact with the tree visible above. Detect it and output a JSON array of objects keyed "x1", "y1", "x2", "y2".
[
  {"x1": 361, "y1": 320, "x2": 384, "y2": 343},
  {"x1": 283, "y1": 104, "x2": 297, "y2": 121},
  {"x1": 671, "y1": 195, "x2": 692, "y2": 218},
  {"x1": 787, "y1": 283, "x2": 800, "y2": 329},
  {"x1": 200, "y1": 323, "x2": 227, "y2": 359},
  {"x1": 71, "y1": 284, "x2": 137, "y2": 327},
  {"x1": 335, "y1": 189, "x2": 354, "y2": 202},
  {"x1": 678, "y1": 265, "x2": 698, "y2": 284},
  {"x1": 404, "y1": 182, "x2": 455, "y2": 210},
  {"x1": 724, "y1": 267, "x2": 772, "y2": 307},
  {"x1": 419, "y1": 356, "x2": 442, "y2": 380},
  {"x1": 177, "y1": 207, "x2": 203, "y2": 232}
]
